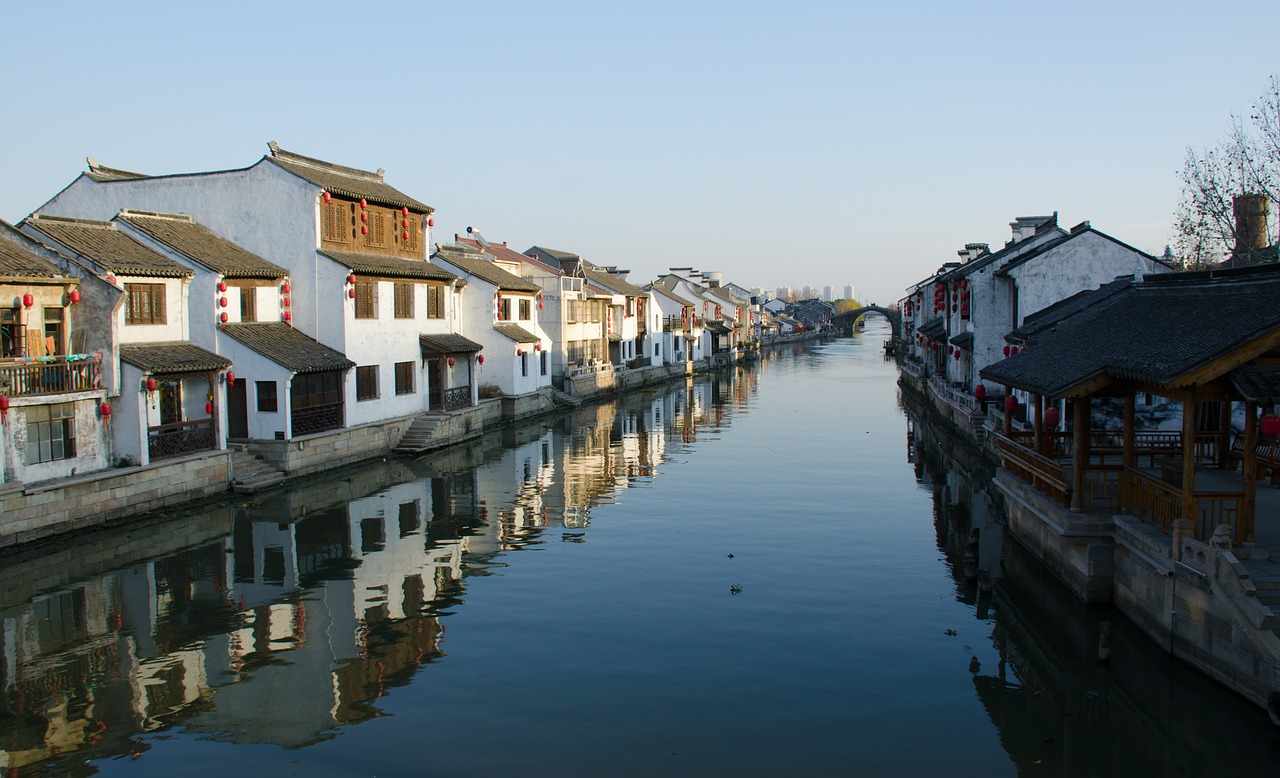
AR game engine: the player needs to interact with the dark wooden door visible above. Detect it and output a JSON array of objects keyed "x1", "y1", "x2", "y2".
[
  {"x1": 427, "y1": 358, "x2": 442, "y2": 410},
  {"x1": 228, "y1": 379, "x2": 248, "y2": 439}
]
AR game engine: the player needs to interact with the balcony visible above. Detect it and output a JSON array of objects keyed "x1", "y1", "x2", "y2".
[
  {"x1": 148, "y1": 418, "x2": 216, "y2": 461},
  {"x1": 0, "y1": 356, "x2": 102, "y2": 398}
]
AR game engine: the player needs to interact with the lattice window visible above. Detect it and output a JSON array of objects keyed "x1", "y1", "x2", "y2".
[
  {"x1": 400, "y1": 217, "x2": 419, "y2": 253},
  {"x1": 355, "y1": 281, "x2": 376, "y2": 319},
  {"x1": 322, "y1": 201, "x2": 350, "y2": 244},
  {"x1": 520, "y1": 299, "x2": 531, "y2": 320},
  {"x1": 498, "y1": 298, "x2": 511, "y2": 321},
  {"x1": 394, "y1": 360, "x2": 414, "y2": 395},
  {"x1": 364, "y1": 210, "x2": 386, "y2": 248},
  {"x1": 26, "y1": 403, "x2": 75, "y2": 464},
  {"x1": 356, "y1": 365, "x2": 379, "y2": 401},
  {"x1": 125, "y1": 283, "x2": 166, "y2": 325},
  {"x1": 394, "y1": 283, "x2": 414, "y2": 319},
  {"x1": 257, "y1": 380, "x2": 278, "y2": 412},
  {"x1": 427, "y1": 285, "x2": 444, "y2": 319}
]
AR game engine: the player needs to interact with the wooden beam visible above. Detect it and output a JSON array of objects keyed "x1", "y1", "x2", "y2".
[
  {"x1": 1174, "y1": 328, "x2": 1280, "y2": 388},
  {"x1": 1218, "y1": 399, "x2": 1231, "y2": 469},
  {"x1": 1034, "y1": 394, "x2": 1046, "y2": 455}
]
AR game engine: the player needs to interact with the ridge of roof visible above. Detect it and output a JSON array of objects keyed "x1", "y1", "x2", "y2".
[
  {"x1": 318, "y1": 249, "x2": 456, "y2": 282},
  {"x1": 85, "y1": 156, "x2": 148, "y2": 182},
  {"x1": 265, "y1": 141, "x2": 432, "y2": 213},
  {"x1": 220, "y1": 322, "x2": 354, "y2": 373},
  {"x1": 432, "y1": 245, "x2": 540, "y2": 292},
  {"x1": 0, "y1": 219, "x2": 66, "y2": 278},
  {"x1": 117, "y1": 210, "x2": 287, "y2": 280},
  {"x1": 22, "y1": 214, "x2": 194, "y2": 278}
]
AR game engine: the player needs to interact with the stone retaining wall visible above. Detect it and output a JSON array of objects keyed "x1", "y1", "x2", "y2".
[
  {"x1": 0, "y1": 450, "x2": 230, "y2": 550},
  {"x1": 250, "y1": 417, "x2": 415, "y2": 476}
]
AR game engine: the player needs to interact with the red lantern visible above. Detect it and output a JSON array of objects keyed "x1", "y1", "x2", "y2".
[
  {"x1": 0, "y1": 396, "x2": 8, "y2": 421},
  {"x1": 69, "y1": 289, "x2": 81, "y2": 304},
  {"x1": 205, "y1": 402, "x2": 213, "y2": 414},
  {"x1": 226, "y1": 371, "x2": 235, "y2": 385},
  {"x1": 1261, "y1": 414, "x2": 1280, "y2": 439},
  {"x1": 1005, "y1": 396, "x2": 1018, "y2": 414},
  {"x1": 477, "y1": 354, "x2": 484, "y2": 365},
  {"x1": 360, "y1": 198, "x2": 367, "y2": 209},
  {"x1": 361, "y1": 225, "x2": 368, "y2": 235},
  {"x1": 282, "y1": 282, "x2": 291, "y2": 294},
  {"x1": 322, "y1": 191, "x2": 331, "y2": 203},
  {"x1": 99, "y1": 401, "x2": 110, "y2": 419},
  {"x1": 220, "y1": 312, "x2": 229, "y2": 323},
  {"x1": 974, "y1": 384, "x2": 986, "y2": 402},
  {"x1": 535, "y1": 343, "x2": 542, "y2": 351},
  {"x1": 360, "y1": 212, "x2": 368, "y2": 223},
  {"x1": 516, "y1": 349, "x2": 524, "y2": 356},
  {"x1": 146, "y1": 377, "x2": 157, "y2": 392},
  {"x1": 348, "y1": 288, "x2": 356, "y2": 299},
  {"x1": 538, "y1": 302, "x2": 543, "y2": 310},
  {"x1": 283, "y1": 296, "x2": 291, "y2": 307},
  {"x1": 428, "y1": 218, "x2": 435, "y2": 228},
  {"x1": 402, "y1": 206, "x2": 409, "y2": 216},
  {"x1": 1010, "y1": 346, "x2": 1019, "y2": 356},
  {"x1": 537, "y1": 293, "x2": 543, "y2": 301},
  {"x1": 403, "y1": 231, "x2": 409, "y2": 241},
  {"x1": 1002, "y1": 345, "x2": 1010, "y2": 356},
  {"x1": 1045, "y1": 407, "x2": 1060, "y2": 429},
  {"x1": 219, "y1": 296, "x2": 228, "y2": 308},
  {"x1": 218, "y1": 280, "x2": 228, "y2": 292},
  {"x1": 447, "y1": 357, "x2": 455, "y2": 367},
  {"x1": 284, "y1": 310, "x2": 292, "y2": 321},
  {"x1": 347, "y1": 274, "x2": 356, "y2": 285},
  {"x1": 22, "y1": 293, "x2": 33, "y2": 308},
  {"x1": 402, "y1": 218, "x2": 409, "y2": 228}
]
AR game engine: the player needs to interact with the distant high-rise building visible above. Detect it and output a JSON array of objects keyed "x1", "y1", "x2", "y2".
[
  {"x1": 803, "y1": 285, "x2": 816, "y2": 300},
  {"x1": 822, "y1": 285, "x2": 833, "y2": 302},
  {"x1": 844, "y1": 285, "x2": 855, "y2": 301},
  {"x1": 776, "y1": 286, "x2": 792, "y2": 301}
]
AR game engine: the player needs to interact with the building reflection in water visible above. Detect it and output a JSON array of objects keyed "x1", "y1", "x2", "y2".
[
  {"x1": 903, "y1": 394, "x2": 1280, "y2": 774},
  {"x1": 0, "y1": 355, "x2": 765, "y2": 774}
]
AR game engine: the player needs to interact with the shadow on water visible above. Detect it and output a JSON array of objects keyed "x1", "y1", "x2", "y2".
[{"x1": 904, "y1": 388, "x2": 1280, "y2": 776}]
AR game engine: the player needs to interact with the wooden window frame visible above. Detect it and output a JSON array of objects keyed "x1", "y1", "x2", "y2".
[
  {"x1": 394, "y1": 282, "x2": 414, "y2": 319},
  {"x1": 356, "y1": 365, "x2": 379, "y2": 401},
  {"x1": 394, "y1": 361, "x2": 415, "y2": 395},
  {"x1": 256, "y1": 380, "x2": 278, "y2": 413},
  {"x1": 322, "y1": 200, "x2": 351, "y2": 245},
  {"x1": 26, "y1": 402, "x2": 75, "y2": 465},
  {"x1": 427, "y1": 285, "x2": 444, "y2": 319},
  {"x1": 239, "y1": 286, "x2": 257, "y2": 322},
  {"x1": 363, "y1": 209, "x2": 387, "y2": 248},
  {"x1": 125, "y1": 283, "x2": 166, "y2": 326},
  {"x1": 355, "y1": 281, "x2": 377, "y2": 319},
  {"x1": 519, "y1": 299, "x2": 531, "y2": 320}
]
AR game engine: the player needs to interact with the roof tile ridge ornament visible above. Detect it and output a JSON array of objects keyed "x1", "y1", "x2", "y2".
[
  {"x1": 28, "y1": 213, "x2": 117, "y2": 228},
  {"x1": 267, "y1": 140, "x2": 386, "y2": 181},
  {"x1": 86, "y1": 156, "x2": 148, "y2": 180}
]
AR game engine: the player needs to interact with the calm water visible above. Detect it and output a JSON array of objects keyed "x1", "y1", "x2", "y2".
[{"x1": 3, "y1": 324, "x2": 1280, "y2": 777}]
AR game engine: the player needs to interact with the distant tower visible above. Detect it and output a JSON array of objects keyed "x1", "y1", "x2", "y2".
[
  {"x1": 844, "y1": 284, "x2": 855, "y2": 301},
  {"x1": 822, "y1": 285, "x2": 833, "y2": 302}
]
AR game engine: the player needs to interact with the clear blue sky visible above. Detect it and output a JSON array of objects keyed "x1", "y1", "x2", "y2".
[{"x1": 2, "y1": 1, "x2": 1275, "y2": 304}]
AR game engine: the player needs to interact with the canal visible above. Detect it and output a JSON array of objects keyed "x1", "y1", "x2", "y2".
[{"x1": 3, "y1": 324, "x2": 1280, "y2": 776}]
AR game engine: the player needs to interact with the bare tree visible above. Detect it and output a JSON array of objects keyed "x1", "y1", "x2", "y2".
[{"x1": 1174, "y1": 76, "x2": 1280, "y2": 266}]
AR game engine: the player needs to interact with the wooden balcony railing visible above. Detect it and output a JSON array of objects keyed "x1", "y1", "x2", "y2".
[
  {"x1": 292, "y1": 402, "x2": 343, "y2": 437},
  {"x1": 148, "y1": 419, "x2": 215, "y2": 461},
  {"x1": 0, "y1": 356, "x2": 101, "y2": 398},
  {"x1": 994, "y1": 433, "x2": 1070, "y2": 508},
  {"x1": 1117, "y1": 467, "x2": 1248, "y2": 542},
  {"x1": 443, "y1": 386, "x2": 471, "y2": 410}
]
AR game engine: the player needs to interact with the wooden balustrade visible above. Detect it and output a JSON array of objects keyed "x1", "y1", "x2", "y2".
[
  {"x1": 0, "y1": 357, "x2": 101, "y2": 398},
  {"x1": 994, "y1": 433, "x2": 1070, "y2": 508},
  {"x1": 148, "y1": 418, "x2": 215, "y2": 461}
]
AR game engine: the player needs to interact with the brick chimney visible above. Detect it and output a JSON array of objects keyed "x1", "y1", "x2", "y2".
[{"x1": 1233, "y1": 193, "x2": 1270, "y2": 257}]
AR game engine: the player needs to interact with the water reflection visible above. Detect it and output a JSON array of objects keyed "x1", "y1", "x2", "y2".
[
  {"x1": 0, "y1": 360, "x2": 766, "y2": 774},
  {"x1": 903, "y1": 390, "x2": 1280, "y2": 775}
]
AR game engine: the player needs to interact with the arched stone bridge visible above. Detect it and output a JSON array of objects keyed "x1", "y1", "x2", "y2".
[{"x1": 832, "y1": 306, "x2": 901, "y2": 339}]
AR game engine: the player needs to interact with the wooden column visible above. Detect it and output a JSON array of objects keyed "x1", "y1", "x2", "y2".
[
  {"x1": 1123, "y1": 393, "x2": 1136, "y2": 469},
  {"x1": 1034, "y1": 394, "x2": 1046, "y2": 456},
  {"x1": 1218, "y1": 400, "x2": 1232, "y2": 468},
  {"x1": 1003, "y1": 386, "x2": 1013, "y2": 437},
  {"x1": 1071, "y1": 396, "x2": 1090, "y2": 512},
  {"x1": 1242, "y1": 401, "x2": 1258, "y2": 542},
  {"x1": 1182, "y1": 396, "x2": 1198, "y2": 529}
]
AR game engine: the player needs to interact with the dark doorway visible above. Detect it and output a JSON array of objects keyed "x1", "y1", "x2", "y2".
[
  {"x1": 427, "y1": 358, "x2": 442, "y2": 410},
  {"x1": 228, "y1": 379, "x2": 248, "y2": 439},
  {"x1": 159, "y1": 381, "x2": 182, "y2": 425}
]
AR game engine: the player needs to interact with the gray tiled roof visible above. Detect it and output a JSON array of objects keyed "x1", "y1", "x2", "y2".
[
  {"x1": 23, "y1": 215, "x2": 193, "y2": 278},
  {"x1": 120, "y1": 342, "x2": 231, "y2": 374},
  {"x1": 319, "y1": 249, "x2": 457, "y2": 281},
  {"x1": 433, "y1": 248, "x2": 540, "y2": 292},
  {"x1": 580, "y1": 260, "x2": 646, "y2": 297},
  {"x1": 492, "y1": 322, "x2": 540, "y2": 343},
  {"x1": 419, "y1": 333, "x2": 483, "y2": 355},
  {"x1": 980, "y1": 264, "x2": 1280, "y2": 397},
  {"x1": 118, "y1": 211, "x2": 287, "y2": 279},
  {"x1": 266, "y1": 142, "x2": 432, "y2": 213},
  {"x1": 220, "y1": 322, "x2": 354, "y2": 373},
  {"x1": 0, "y1": 221, "x2": 63, "y2": 278},
  {"x1": 85, "y1": 157, "x2": 147, "y2": 182},
  {"x1": 526, "y1": 246, "x2": 579, "y2": 263},
  {"x1": 1229, "y1": 365, "x2": 1280, "y2": 404}
]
